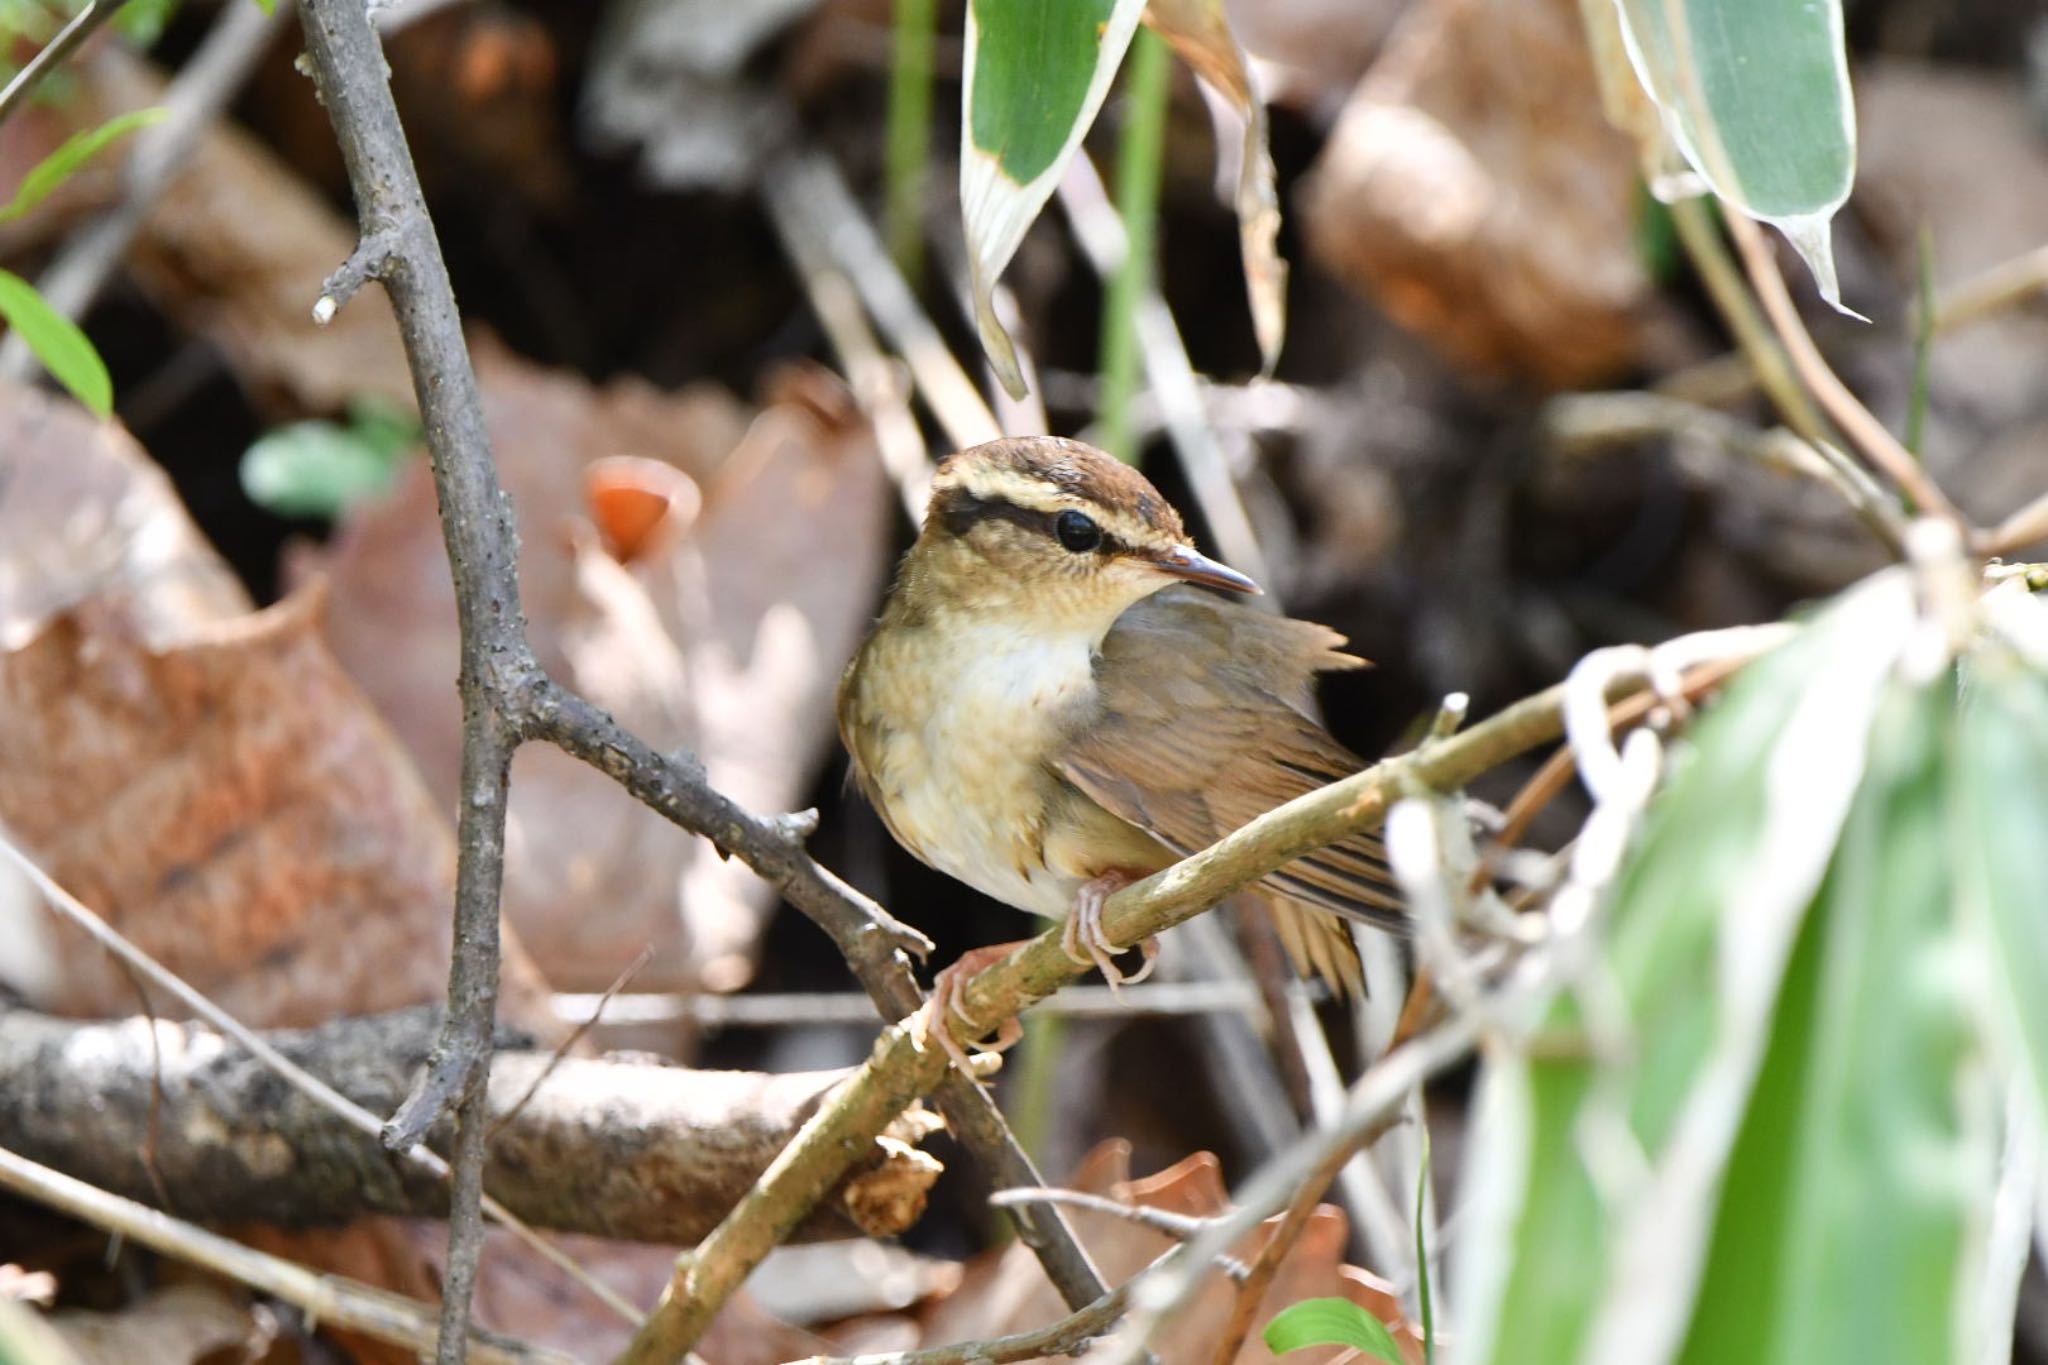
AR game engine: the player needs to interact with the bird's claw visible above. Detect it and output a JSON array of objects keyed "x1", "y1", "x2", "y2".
[
  {"x1": 1061, "y1": 873, "x2": 1158, "y2": 992},
  {"x1": 906, "y1": 943, "x2": 1025, "y2": 1075}
]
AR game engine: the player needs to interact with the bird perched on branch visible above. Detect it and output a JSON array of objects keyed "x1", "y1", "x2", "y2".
[{"x1": 838, "y1": 436, "x2": 1401, "y2": 1067}]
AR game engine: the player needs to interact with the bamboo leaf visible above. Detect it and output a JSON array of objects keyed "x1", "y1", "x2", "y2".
[
  {"x1": 1678, "y1": 678, "x2": 1992, "y2": 1364},
  {"x1": 0, "y1": 268, "x2": 111, "y2": 416},
  {"x1": 1613, "y1": 0, "x2": 1860, "y2": 313},
  {"x1": 1263, "y1": 1298, "x2": 1402, "y2": 1363},
  {"x1": 1459, "y1": 569, "x2": 1919, "y2": 1365},
  {"x1": 1954, "y1": 640, "x2": 2048, "y2": 1119},
  {"x1": 960, "y1": 0, "x2": 1147, "y2": 397}
]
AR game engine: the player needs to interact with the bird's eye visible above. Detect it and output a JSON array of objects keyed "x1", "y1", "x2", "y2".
[{"x1": 1055, "y1": 509, "x2": 1103, "y2": 553}]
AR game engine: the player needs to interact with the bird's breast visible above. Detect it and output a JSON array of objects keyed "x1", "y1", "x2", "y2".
[{"x1": 854, "y1": 622, "x2": 1138, "y2": 918}]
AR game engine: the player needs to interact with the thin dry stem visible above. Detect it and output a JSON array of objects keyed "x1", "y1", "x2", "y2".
[
  {"x1": 1722, "y1": 210, "x2": 1962, "y2": 526},
  {"x1": 0, "y1": 1144, "x2": 570, "y2": 1365}
]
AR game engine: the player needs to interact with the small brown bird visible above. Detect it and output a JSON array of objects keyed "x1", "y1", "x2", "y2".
[{"x1": 838, "y1": 437, "x2": 1400, "y2": 1064}]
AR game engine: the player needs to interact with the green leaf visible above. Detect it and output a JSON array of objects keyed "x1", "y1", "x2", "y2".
[
  {"x1": 111, "y1": 0, "x2": 181, "y2": 50},
  {"x1": 1614, "y1": 0, "x2": 1859, "y2": 312},
  {"x1": 1460, "y1": 569, "x2": 1919, "y2": 1364},
  {"x1": 961, "y1": 0, "x2": 1147, "y2": 397},
  {"x1": 240, "y1": 399, "x2": 420, "y2": 519},
  {"x1": 1954, "y1": 643, "x2": 2048, "y2": 1119},
  {"x1": 0, "y1": 268, "x2": 112, "y2": 415},
  {"x1": 249, "y1": 0, "x2": 274, "y2": 15},
  {"x1": 1262, "y1": 1298, "x2": 1402, "y2": 1363},
  {"x1": 0, "y1": 106, "x2": 167, "y2": 224},
  {"x1": 1679, "y1": 678, "x2": 1991, "y2": 1363}
]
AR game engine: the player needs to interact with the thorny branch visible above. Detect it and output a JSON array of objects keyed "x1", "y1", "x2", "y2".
[
  {"x1": 292, "y1": 2, "x2": 1104, "y2": 1355},
  {"x1": 617, "y1": 624, "x2": 1791, "y2": 1362}
]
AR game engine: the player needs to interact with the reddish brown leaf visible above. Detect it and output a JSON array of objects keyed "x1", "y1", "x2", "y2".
[{"x1": 303, "y1": 342, "x2": 890, "y2": 993}]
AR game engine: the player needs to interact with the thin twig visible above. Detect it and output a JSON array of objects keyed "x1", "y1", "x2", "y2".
[
  {"x1": 1099, "y1": 1014, "x2": 1489, "y2": 1365},
  {"x1": 0, "y1": 1144, "x2": 571, "y2": 1365},
  {"x1": 794, "y1": 1272, "x2": 1148, "y2": 1365},
  {"x1": 1206, "y1": 1129, "x2": 1371, "y2": 1365},
  {"x1": 616, "y1": 624, "x2": 1792, "y2": 1361},
  {"x1": 0, "y1": 0, "x2": 116, "y2": 127},
  {"x1": 1722, "y1": 209, "x2": 1964, "y2": 526},
  {"x1": 988, "y1": 1189, "x2": 1229, "y2": 1254},
  {"x1": 552, "y1": 979, "x2": 1300, "y2": 1027},
  {"x1": 767, "y1": 181, "x2": 932, "y2": 520},
  {"x1": 1928, "y1": 242, "x2": 2048, "y2": 336},
  {"x1": 763, "y1": 151, "x2": 1000, "y2": 451},
  {"x1": 488, "y1": 945, "x2": 653, "y2": 1141},
  {"x1": 0, "y1": 833, "x2": 644, "y2": 1328},
  {"x1": 0, "y1": 0, "x2": 292, "y2": 382}
]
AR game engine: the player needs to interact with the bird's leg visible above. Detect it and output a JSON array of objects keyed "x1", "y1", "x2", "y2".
[
  {"x1": 906, "y1": 941, "x2": 1028, "y2": 1073},
  {"x1": 1060, "y1": 870, "x2": 1158, "y2": 990}
]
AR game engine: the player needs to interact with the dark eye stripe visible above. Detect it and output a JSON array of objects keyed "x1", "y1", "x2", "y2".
[{"x1": 934, "y1": 488, "x2": 1130, "y2": 555}]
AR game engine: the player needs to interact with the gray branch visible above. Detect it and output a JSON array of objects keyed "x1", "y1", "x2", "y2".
[
  {"x1": 291, "y1": 1, "x2": 1105, "y2": 1354},
  {"x1": 0, "y1": 1005, "x2": 939, "y2": 1245}
]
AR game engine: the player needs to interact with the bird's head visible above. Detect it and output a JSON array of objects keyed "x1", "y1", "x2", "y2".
[{"x1": 912, "y1": 436, "x2": 1259, "y2": 633}]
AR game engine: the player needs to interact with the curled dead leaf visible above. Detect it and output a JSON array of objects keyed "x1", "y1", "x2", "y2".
[{"x1": 1301, "y1": 0, "x2": 1670, "y2": 389}]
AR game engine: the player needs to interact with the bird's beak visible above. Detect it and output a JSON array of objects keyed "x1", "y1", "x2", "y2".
[{"x1": 1151, "y1": 544, "x2": 1262, "y2": 595}]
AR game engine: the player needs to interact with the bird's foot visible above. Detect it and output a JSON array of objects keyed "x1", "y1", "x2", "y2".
[
  {"x1": 1060, "y1": 871, "x2": 1158, "y2": 991},
  {"x1": 906, "y1": 941, "x2": 1028, "y2": 1074}
]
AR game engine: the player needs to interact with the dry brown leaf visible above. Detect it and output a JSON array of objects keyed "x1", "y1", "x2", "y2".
[
  {"x1": 1146, "y1": 0, "x2": 1288, "y2": 373},
  {"x1": 48, "y1": 1284, "x2": 263, "y2": 1365},
  {"x1": 1300, "y1": 0, "x2": 1670, "y2": 389},
  {"x1": 1, "y1": 589, "x2": 466, "y2": 1026},
  {"x1": 368, "y1": 1225, "x2": 830, "y2": 1365},
  {"x1": 0, "y1": 384, "x2": 246, "y2": 649},
  {"x1": 0, "y1": 378, "x2": 547, "y2": 1027},
  {"x1": 907, "y1": 1140, "x2": 1413, "y2": 1365},
  {"x1": 303, "y1": 343, "x2": 890, "y2": 993}
]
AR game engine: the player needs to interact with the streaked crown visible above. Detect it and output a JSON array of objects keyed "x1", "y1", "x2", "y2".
[{"x1": 928, "y1": 436, "x2": 1186, "y2": 558}]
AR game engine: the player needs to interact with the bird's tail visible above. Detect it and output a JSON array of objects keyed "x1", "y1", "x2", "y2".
[{"x1": 1264, "y1": 898, "x2": 1365, "y2": 998}]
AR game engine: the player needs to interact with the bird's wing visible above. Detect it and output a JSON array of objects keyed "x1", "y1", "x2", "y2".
[{"x1": 1051, "y1": 589, "x2": 1405, "y2": 947}]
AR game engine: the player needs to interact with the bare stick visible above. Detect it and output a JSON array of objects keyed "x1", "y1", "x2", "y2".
[
  {"x1": 0, "y1": 0, "x2": 116, "y2": 127},
  {"x1": 767, "y1": 180, "x2": 934, "y2": 520},
  {"x1": 763, "y1": 151, "x2": 1001, "y2": 451},
  {"x1": 0, "y1": 1144, "x2": 570, "y2": 1365},
  {"x1": 1722, "y1": 210, "x2": 1963, "y2": 525},
  {"x1": 554, "y1": 979, "x2": 1293, "y2": 1027},
  {"x1": 1207, "y1": 1128, "x2": 1378, "y2": 1365},
  {"x1": 988, "y1": 1189, "x2": 1228, "y2": 1252},
  {"x1": 793, "y1": 1271, "x2": 1150, "y2": 1365}
]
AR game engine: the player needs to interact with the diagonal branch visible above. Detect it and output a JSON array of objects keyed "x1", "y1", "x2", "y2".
[
  {"x1": 616, "y1": 624, "x2": 1791, "y2": 1361},
  {"x1": 292, "y1": 3, "x2": 1106, "y2": 1353}
]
